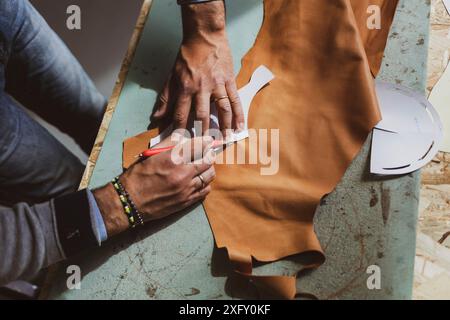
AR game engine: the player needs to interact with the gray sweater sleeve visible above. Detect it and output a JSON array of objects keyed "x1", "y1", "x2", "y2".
[
  {"x1": 0, "y1": 190, "x2": 103, "y2": 286},
  {"x1": 0, "y1": 200, "x2": 65, "y2": 285}
]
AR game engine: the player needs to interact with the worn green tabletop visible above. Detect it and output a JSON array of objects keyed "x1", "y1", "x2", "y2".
[{"x1": 45, "y1": 0, "x2": 430, "y2": 299}]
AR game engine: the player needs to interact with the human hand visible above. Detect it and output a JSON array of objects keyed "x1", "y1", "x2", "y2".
[
  {"x1": 152, "y1": 1, "x2": 244, "y2": 138},
  {"x1": 93, "y1": 137, "x2": 216, "y2": 236}
]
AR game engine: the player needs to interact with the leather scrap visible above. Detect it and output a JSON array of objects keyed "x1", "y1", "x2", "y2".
[{"x1": 122, "y1": 0, "x2": 399, "y2": 299}]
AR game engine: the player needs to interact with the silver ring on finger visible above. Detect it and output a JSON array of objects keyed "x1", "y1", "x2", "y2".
[
  {"x1": 198, "y1": 174, "x2": 206, "y2": 189},
  {"x1": 159, "y1": 95, "x2": 168, "y2": 104},
  {"x1": 213, "y1": 95, "x2": 229, "y2": 104}
]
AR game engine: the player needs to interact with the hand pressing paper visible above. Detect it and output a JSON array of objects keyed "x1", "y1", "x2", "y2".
[
  {"x1": 371, "y1": 82, "x2": 443, "y2": 175},
  {"x1": 122, "y1": 66, "x2": 274, "y2": 169},
  {"x1": 148, "y1": 65, "x2": 274, "y2": 147}
]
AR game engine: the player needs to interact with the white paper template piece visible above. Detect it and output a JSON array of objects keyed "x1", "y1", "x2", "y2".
[
  {"x1": 443, "y1": 0, "x2": 450, "y2": 15},
  {"x1": 150, "y1": 65, "x2": 275, "y2": 148},
  {"x1": 236, "y1": 65, "x2": 275, "y2": 129},
  {"x1": 371, "y1": 81, "x2": 444, "y2": 175},
  {"x1": 150, "y1": 124, "x2": 173, "y2": 147},
  {"x1": 372, "y1": 129, "x2": 436, "y2": 174},
  {"x1": 212, "y1": 130, "x2": 250, "y2": 153},
  {"x1": 429, "y1": 59, "x2": 450, "y2": 152}
]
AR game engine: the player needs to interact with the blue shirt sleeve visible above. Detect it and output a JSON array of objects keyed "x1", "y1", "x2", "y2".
[{"x1": 86, "y1": 189, "x2": 108, "y2": 244}]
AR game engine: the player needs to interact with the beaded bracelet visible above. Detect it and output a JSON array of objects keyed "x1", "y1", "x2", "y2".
[{"x1": 112, "y1": 177, "x2": 144, "y2": 228}]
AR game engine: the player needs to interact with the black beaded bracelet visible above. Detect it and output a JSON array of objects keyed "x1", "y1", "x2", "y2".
[{"x1": 112, "y1": 177, "x2": 144, "y2": 228}]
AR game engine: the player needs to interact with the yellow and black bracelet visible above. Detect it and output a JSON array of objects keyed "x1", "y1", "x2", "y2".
[{"x1": 112, "y1": 177, "x2": 144, "y2": 228}]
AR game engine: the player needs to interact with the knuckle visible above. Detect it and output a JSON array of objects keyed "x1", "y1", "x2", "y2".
[
  {"x1": 234, "y1": 109, "x2": 245, "y2": 121},
  {"x1": 217, "y1": 103, "x2": 232, "y2": 114},
  {"x1": 196, "y1": 109, "x2": 209, "y2": 120},
  {"x1": 213, "y1": 77, "x2": 225, "y2": 87},
  {"x1": 180, "y1": 86, "x2": 192, "y2": 96},
  {"x1": 192, "y1": 164, "x2": 201, "y2": 175},
  {"x1": 202, "y1": 186, "x2": 212, "y2": 196},
  {"x1": 178, "y1": 79, "x2": 193, "y2": 94},
  {"x1": 174, "y1": 110, "x2": 187, "y2": 124},
  {"x1": 229, "y1": 94, "x2": 241, "y2": 105},
  {"x1": 168, "y1": 173, "x2": 183, "y2": 188},
  {"x1": 179, "y1": 168, "x2": 192, "y2": 183},
  {"x1": 178, "y1": 188, "x2": 190, "y2": 201}
]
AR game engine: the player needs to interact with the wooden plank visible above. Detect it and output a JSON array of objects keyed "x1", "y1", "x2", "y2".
[
  {"x1": 422, "y1": 0, "x2": 450, "y2": 185},
  {"x1": 414, "y1": 0, "x2": 450, "y2": 299}
]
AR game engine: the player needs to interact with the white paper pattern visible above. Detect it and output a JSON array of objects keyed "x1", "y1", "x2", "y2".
[{"x1": 371, "y1": 81, "x2": 443, "y2": 175}]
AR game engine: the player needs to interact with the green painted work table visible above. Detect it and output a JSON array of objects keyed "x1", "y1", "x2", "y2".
[{"x1": 42, "y1": 0, "x2": 430, "y2": 299}]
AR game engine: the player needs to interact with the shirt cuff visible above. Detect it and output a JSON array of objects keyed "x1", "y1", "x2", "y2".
[
  {"x1": 54, "y1": 190, "x2": 99, "y2": 257},
  {"x1": 86, "y1": 189, "x2": 108, "y2": 244}
]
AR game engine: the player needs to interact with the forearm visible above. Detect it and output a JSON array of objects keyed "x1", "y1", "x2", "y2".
[
  {"x1": 153, "y1": 0, "x2": 242, "y2": 132},
  {"x1": 181, "y1": 0, "x2": 226, "y2": 42}
]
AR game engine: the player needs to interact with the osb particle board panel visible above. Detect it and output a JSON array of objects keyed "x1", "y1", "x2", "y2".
[
  {"x1": 414, "y1": 0, "x2": 450, "y2": 300},
  {"x1": 423, "y1": 0, "x2": 450, "y2": 185}
]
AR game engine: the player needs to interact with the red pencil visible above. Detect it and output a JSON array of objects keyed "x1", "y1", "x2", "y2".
[{"x1": 138, "y1": 140, "x2": 224, "y2": 159}]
